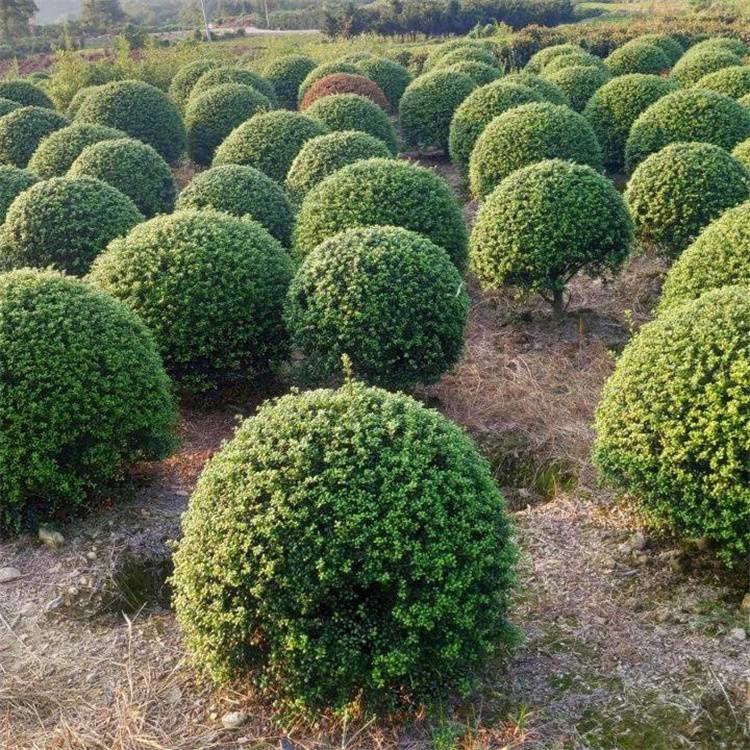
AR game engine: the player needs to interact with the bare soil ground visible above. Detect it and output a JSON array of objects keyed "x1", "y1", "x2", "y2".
[{"x1": 1, "y1": 156, "x2": 748, "y2": 750}]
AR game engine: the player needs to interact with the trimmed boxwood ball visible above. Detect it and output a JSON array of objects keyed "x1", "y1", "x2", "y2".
[
  {"x1": 605, "y1": 40, "x2": 670, "y2": 76},
  {"x1": 470, "y1": 159, "x2": 632, "y2": 313},
  {"x1": 690, "y1": 37, "x2": 747, "y2": 57},
  {"x1": 69, "y1": 137, "x2": 175, "y2": 218},
  {"x1": 624, "y1": 89, "x2": 750, "y2": 173},
  {"x1": 185, "y1": 83, "x2": 270, "y2": 165},
  {"x1": 294, "y1": 158, "x2": 468, "y2": 269},
  {"x1": 0, "y1": 80, "x2": 53, "y2": 108},
  {"x1": 66, "y1": 84, "x2": 102, "y2": 117},
  {"x1": 503, "y1": 71, "x2": 569, "y2": 105},
  {"x1": 636, "y1": 34, "x2": 684, "y2": 65},
  {"x1": 593, "y1": 285, "x2": 750, "y2": 566},
  {"x1": 526, "y1": 43, "x2": 585, "y2": 73},
  {"x1": 542, "y1": 51, "x2": 607, "y2": 75},
  {"x1": 659, "y1": 202, "x2": 750, "y2": 313},
  {"x1": 0, "y1": 269, "x2": 177, "y2": 533},
  {"x1": 423, "y1": 38, "x2": 495, "y2": 70},
  {"x1": 0, "y1": 166, "x2": 37, "y2": 222},
  {"x1": 543, "y1": 64, "x2": 610, "y2": 112},
  {"x1": 733, "y1": 134, "x2": 750, "y2": 169},
  {"x1": 285, "y1": 130, "x2": 392, "y2": 204},
  {"x1": 88, "y1": 210, "x2": 295, "y2": 393},
  {"x1": 625, "y1": 142, "x2": 750, "y2": 258},
  {"x1": 583, "y1": 73, "x2": 677, "y2": 170},
  {"x1": 694, "y1": 65, "x2": 750, "y2": 98},
  {"x1": 298, "y1": 61, "x2": 362, "y2": 103},
  {"x1": 443, "y1": 61, "x2": 500, "y2": 87},
  {"x1": 285, "y1": 226, "x2": 469, "y2": 389},
  {"x1": 432, "y1": 46, "x2": 499, "y2": 72},
  {"x1": 400, "y1": 70, "x2": 476, "y2": 153},
  {"x1": 0, "y1": 106, "x2": 69, "y2": 167},
  {"x1": 262, "y1": 54, "x2": 315, "y2": 109},
  {"x1": 213, "y1": 110, "x2": 327, "y2": 182},
  {"x1": 171, "y1": 381, "x2": 516, "y2": 711},
  {"x1": 169, "y1": 58, "x2": 222, "y2": 110},
  {"x1": 0, "y1": 97, "x2": 19, "y2": 117},
  {"x1": 303, "y1": 94, "x2": 397, "y2": 154},
  {"x1": 0, "y1": 175, "x2": 143, "y2": 275},
  {"x1": 176, "y1": 164, "x2": 295, "y2": 245},
  {"x1": 469, "y1": 102, "x2": 603, "y2": 199},
  {"x1": 356, "y1": 56, "x2": 411, "y2": 108},
  {"x1": 75, "y1": 80, "x2": 186, "y2": 164},
  {"x1": 190, "y1": 66, "x2": 277, "y2": 106},
  {"x1": 299, "y1": 73, "x2": 389, "y2": 112},
  {"x1": 449, "y1": 81, "x2": 542, "y2": 170},
  {"x1": 670, "y1": 47, "x2": 741, "y2": 86},
  {"x1": 28, "y1": 123, "x2": 125, "y2": 178}
]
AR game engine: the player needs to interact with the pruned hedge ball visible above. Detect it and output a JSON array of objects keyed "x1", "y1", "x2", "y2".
[
  {"x1": 469, "y1": 159, "x2": 632, "y2": 311},
  {"x1": 298, "y1": 61, "x2": 362, "y2": 103},
  {"x1": 594, "y1": 285, "x2": 750, "y2": 566},
  {"x1": 88, "y1": 210, "x2": 295, "y2": 393},
  {"x1": 503, "y1": 71, "x2": 569, "y2": 105},
  {"x1": 694, "y1": 65, "x2": 750, "y2": 98},
  {"x1": 185, "y1": 83, "x2": 270, "y2": 165},
  {"x1": 299, "y1": 73, "x2": 390, "y2": 111},
  {"x1": 66, "y1": 84, "x2": 102, "y2": 118},
  {"x1": 0, "y1": 166, "x2": 37, "y2": 222},
  {"x1": 449, "y1": 81, "x2": 543, "y2": 170},
  {"x1": 583, "y1": 73, "x2": 677, "y2": 170},
  {"x1": 636, "y1": 34, "x2": 684, "y2": 65},
  {"x1": 189, "y1": 66, "x2": 277, "y2": 106},
  {"x1": 0, "y1": 80, "x2": 53, "y2": 108},
  {"x1": 733, "y1": 134, "x2": 750, "y2": 169},
  {"x1": 75, "y1": 80, "x2": 186, "y2": 164},
  {"x1": 169, "y1": 58, "x2": 222, "y2": 110},
  {"x1": 670, "y1": 47, "x2": 741, "y2": 86},
  {"x1": 399, "y1": 70, "x2": 476, "y2": 153},
  {"x1": 624, "y1": 88, "x2": 750, "y2": 173},
  {"x1": 68, "y1": 137, "x2": 175, "y2": 218},
  {"x1": 605, "y1": 40, "x2": 670, "y2": 76},
  {"x1": 303, "y1": 93, "x2": 398, "y2": 154},
  {"x1": 213, "y1": 110, "x2": 328, "y2": 182},
  {"x1": 356, "y1": 56, "x2": 411, "y2": 108},
  {"x1": 625, "y1": 142, "x2": 750, "y2": 257},
  {"x1": 469, "y1": 102, "x2": 603, "y2": 199},
  {"x1": 432, "y1": 46, "x2": 499, "y2": 72},
  {"x1": 526, "y1": 43, "x2": 585, "y2": 73},
  {"x1": 0, "y1": 97, "x2": 19, "y2": 118},
  {"x1": 28, "y1": 123, "x2": 125, "y2": 178},
  {"x1": 0, "y1": 106, "x2": 69, "y2": 167},
  {"x1": 0, "y1": 268, "x2": 177, "y2": 533},
  {"x1": 689, "y1": 37, "x2": 747, "y2": 57},
  {"x1": 541, "y1": 50, "x2": 607, "y2": 75},
  {"x1": 285, "y1": 130, "x2": 392, "y2": 204},
  {"x1": 176, "y1": 164, "x2": 295, "y2": 246},
  {"x1": 0, "y1": 175, "x2": 142, "y2": 275},
  {"x1": 442, "y1": 61, "x2": 500, "y2": 87},
  {"x1": 262, "y1": 54, "x2": 315, "y2": 109},
  {"x1": 424, "y1": 38, "x2": 497, "y2": 71},
  {"x1": 285, "y1": 225, "x2": 468, "y2": 389},
  {"x1": 543, "y1": 64, "x2": 610, "y2": 112},
  {"x1": 172, "y1": 381, "x2": 516, "y2": 710}
]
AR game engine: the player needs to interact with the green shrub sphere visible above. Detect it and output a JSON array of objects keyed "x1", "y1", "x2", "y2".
[
  {"x1": 293, "y1": 158, "x2": 468, "y2": 269},
  {"x1": 0, "y1": 166, "x2": 37, "y2": 222},
  {"x1": 285, "y1": 130, "x2": 392, "y2": 204},
  {"x1": 594, "y1": 285, "x2": 750, "y2": 566},
  {"x1": 0, "y1": 268, "x2": 176, "y2": 533},
  {"x1": 583, "y1": 73, "x2": 677, "y2": 170},
  {"x1": 526, "y1": 43, "x2": 587, "y2": 73},
  {"x1": 543, "y1": 64, "x2": 610, "y2": 112},
  {"x1": 605, "y1": 40, "x2": 670, "y2": 76},
  {"x1": 0, "y1": 80, "x2": 53, "y2": 108},
  {"x1": 541, "y1": 51, "x2": 607, "y2": 75},
  {"x1": 400, "y1": 70, "x2": 476, "y2": 153},
  {"x1": 432, "y1": 46, "x2": 499, "y2": 72},
  {"x1": 625, "y1": 141, "x2": 750, "y2": 257},
  {"x1": 356, "y1": 56, "x2": 411, "y2": 107},
  {"x1": 624, "y1": 88, "x2": 750, "y2": 172},
  {"x1": 169, "y1": 59, "x2": 222, "y2": 110},
  {"x1": 262, "y1": 54, "x2": 315, "y2": 109},
  {"x1": 88, "y1": 210, "x2": 295, "y2": 393},
  {"x1": 423, "y1": 38, "x2": 495, "y2": 70},
  {"x1": 189, "y1": 66, "x2": 277, "y2": 106},
  {"x1": 503, "y1": 71, "x2": 569, "y2": 105},
  {"x1": 185, "y1": 83, "x2": 270, "y2": 165},
  {"x1": 633, "y1": 34, "x2": 684, "y2": 65},
  {"x1": 671, "y1": 47, "x2": 741, "y2": 86},
  {"x1": 66, "y1": 84, "x2": 102, "y2": 118},
  {"x1": 0, "y1": 97, "x2": 19, "y2": 118},
  {"x1": 176, "y1": 164, "x2": 295, "y2": 246},
  {"x1": 689, "y1": 37, "x2": 747, "y2": 57},
  {"x1": 470, "y1": 159, "x2": 632, "y2": 306},
  {"x1": 172, "y1": 381, "x2": 516, "y2": 710},
  {"x1": 694, "y1": 65, "x2": 750, "y2": 98},
  {"x1": 442, "y1": 61, "x2": 500, "y2": 87},
  {"x1": 469, "y1": 102, "x2": 602, "y2": 199},
  {"x1": 285, "y1": 225, "x2": 468, "y2": 389},
  {"x1": 75, "y1": 80, "x2": 186, "y2": 164},
  {"x1": 0, "y1": 106, "x2": 69, "y2": 167},
  {"x1": 213, "y1": 110, "x2": 327, "y2": 182}
]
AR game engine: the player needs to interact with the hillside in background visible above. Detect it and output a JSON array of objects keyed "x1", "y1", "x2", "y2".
[{"x1": 34, "y1": 0, "x2": 82, "y2": 23}]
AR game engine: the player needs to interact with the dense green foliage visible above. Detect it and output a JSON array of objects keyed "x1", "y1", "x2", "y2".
[
  {"x1": 66, "y1": 85, "x2": 102, "y2": 118},
  {"x1": 689, "y1": 37, "x2": 748, "y2": 57},
  {"x1": 285, "y1": 226, "x2": 468, "y2": 389},
  {"x1": 0, "y1": 175, "x2": 143, "y2": 276},
  {"x1": 303, "y1": 94, "x2": 398, "y2": 154},
  {"x1": 541, "y1": 50, "x2": 607, "y2": 75},
  {"x1": 189, "y1": 66, "x2": 278, "y2": 106},
  {"x1": 172, "y1": 382, "x2": 516, "y2": 710},
  {"x1": 168, "y1": 59, "x2": 222, "y2": 111},
  {"x1": 185, "y1": 83, "x2": 270, "y2": 165},
  {"x1": 75, "y1": 80, "x2": 186, "y2": 164},
  {"x1": 431, "y1": 45, "x2": 499, "y2": 72},
  {"x1": 443, "y1": 61, "x2": 501, "y2": 87},
  {"x1": 262, "y1": 54, "x2": 316, "y2": 109},
  {"x1": 594, "y1": 286, "x2": 750, "y2": 566},
  {"x1": 399, "y1": 70, "x2": 476, "y2": 153},
  {"x1": 624, "y1": 89, "x2": 750, "y2": 172},
  {"x1": 733, "y1": 135, "x2": 750, "y2": 169},
  {"x1": 356, "y1": 56, "x2": 412, "y2": 107},
  {"x1": 670, "y1": 46, "x2": 741, "y2": 86},
  {"x1": 635, "y1": 34, "x2": 684, "y2": 65},
  {"x1": 503, "y1": 71, "x2": 569, "y2": 104},
  {"x1": 583, "y1": 74, "x2": 677, "y2": 170},
  {"x1": 0, "y1": 269, "x2": 176, "y2": 533},
  {"x1": 68, "y1": 137, "x2": 175, "y2": 218},
  {"x1": 0, "y1": 97, "x2": 19, "y2": 118},
  {"x1": 298, "y1": 61, "x2": 362, "y2": 103},
  {"x1": 0, "y1": 166, "x2": 37, "y2": 223},
  {"x1": 694, "y1": 65, "x2": 750, "y2": 99},
  {"x1": 300, "y1": 73, "x2": 390, "y2": 111},
  {"x1": 526, "y1": 43, "x2": 587, "y2": 72},
  {"x1": 470, "y1": 159, "x2": 632, "y2": 310},
  {"x1": 543, "y1": 64, "x2": 610, "y2": 112},
  {"x1": 625, "y1": 142, "x2": 750, "y2": 257},
  {"x1": 176, "y1": 165, "x2": 295, "y2": 246},
  {"x1": 285, "y1": 130, "x2": 392, "y2": 204},
  {"x1": 0, "y1": 107, "x2": 69, "y2": 168},
  {"x1": 469, "y1": 102, "x2": 602, "y2": 199},
  {"x1": 213, "y1": 110, "x2": 328, "y2": 182},
  {"x1": 449, "y1": 81, "x2": 542, "y2": 170},
  {"x1": 0, "y1": 80, "x2": 53, "y2": 108},
  {"x1": 605, "y1": 40, "x2": 670, "y2": 76},
  {"x1": 88, "y1": 210, "x2": 295, "y2": 393},
  {"x1": 293, "y1": 158, "x2": 468, "y2": 269},
  {"x1": 423, "y1": 38, "x2": 497, "y2": 70}
]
